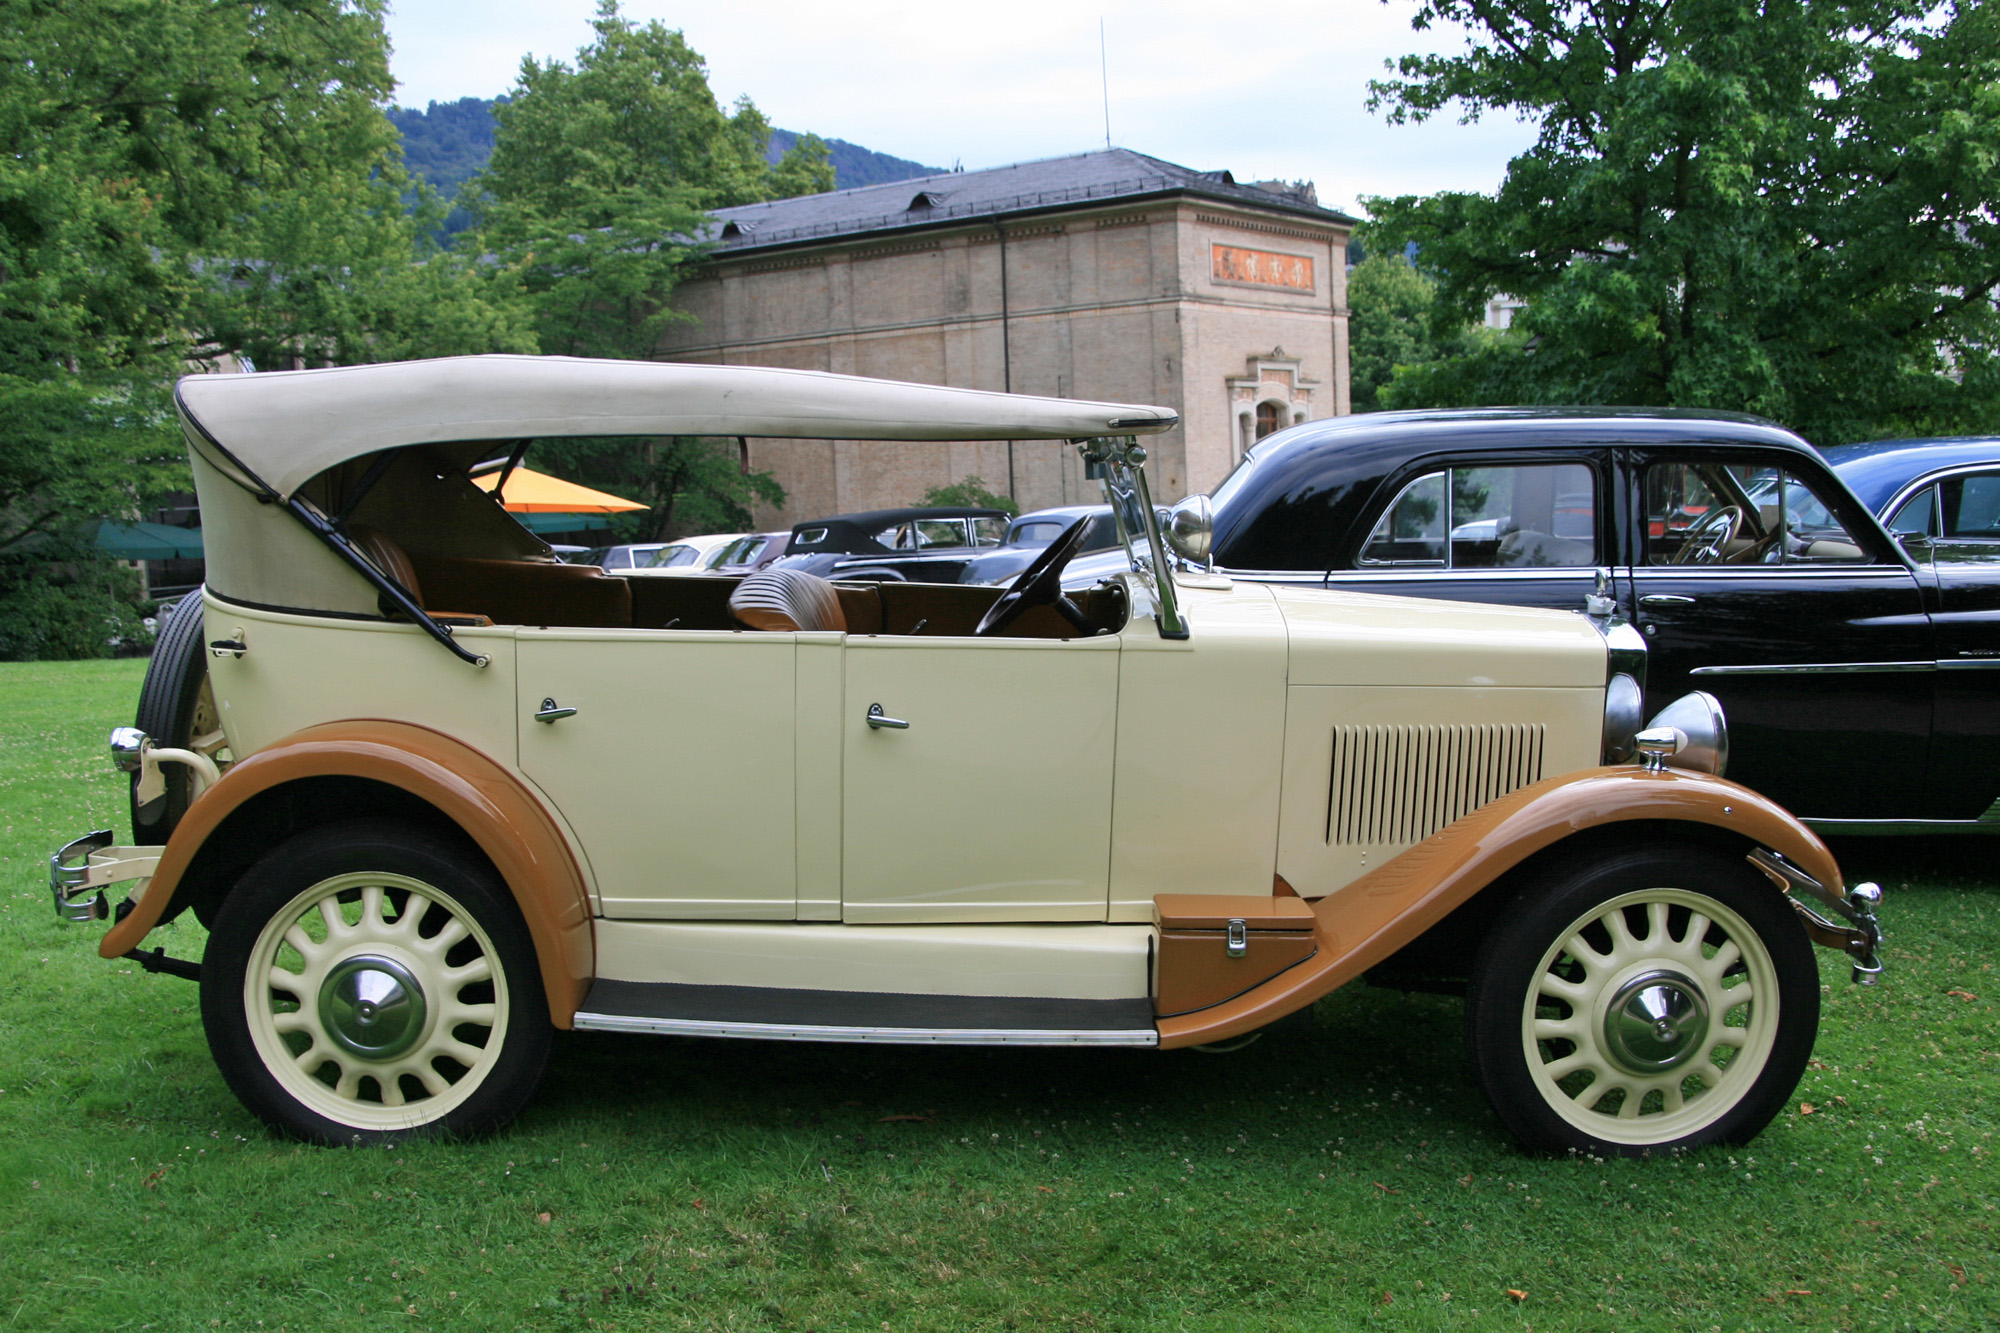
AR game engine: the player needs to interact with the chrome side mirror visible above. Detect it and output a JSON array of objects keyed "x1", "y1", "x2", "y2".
[{"x1": 1166, "y1": 494, "x2": 1213, "y2": 567}]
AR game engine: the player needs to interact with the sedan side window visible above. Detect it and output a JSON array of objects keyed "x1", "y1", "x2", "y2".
[
  {"x1": 1360, "y1": 471, "x2": 1445, "y2": 565},
  {"x1": 1943, "y1": 474, "x2": 2000, "y2": 539},
  {"x1": 1360, "y1": 464, "x2": 1598, "y2": 568},
  {"x1": 1644, "y1": 463, "x2": 1870, "y2": 565},
  {"x1": 1887, "y1": 485, "x2": 1937, "y2": 538}
]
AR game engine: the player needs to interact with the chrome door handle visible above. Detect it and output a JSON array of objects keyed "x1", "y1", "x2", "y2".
[
  {"x1": 534, "y1": 697, "x2": 577, "y2": 724},
  {"x1": 866, "y1": 703, "x2": 910, "y2": 730},
  {"x1": 1640, "y1": 594, "x2": 1696, "y2": 606}
]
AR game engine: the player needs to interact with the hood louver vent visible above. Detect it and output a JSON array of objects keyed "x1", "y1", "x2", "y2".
[{"x1": 1327, "y1": 723, "x2": 1545, "y2": 846}]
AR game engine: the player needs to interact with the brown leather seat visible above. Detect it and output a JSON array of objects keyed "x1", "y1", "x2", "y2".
[
  {"x1": 729, "y1": 568, "x2": 847, "y2": 633},
  {"x1": 349, "y1": 524, "x2": 424, "y2": 601}
]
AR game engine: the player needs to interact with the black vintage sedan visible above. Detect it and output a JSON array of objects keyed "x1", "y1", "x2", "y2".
[
  {"x1": 1156, "y1": 407, "x2": 1998, "y2": 833},
  {"x1": 769, "y1": 506, "x2": 1009, "y2": 583}
]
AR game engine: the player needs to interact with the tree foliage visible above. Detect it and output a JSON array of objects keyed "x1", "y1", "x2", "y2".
[
  {"x1": 471, "y1": 0, "x2": 831, "y2": 534},
  {"x1": 920, "y1": 476, "x2": 1018, "y2": 516},
  {"x1": 1365, "y1": 0, "x2": 2000, "y2": 442}
]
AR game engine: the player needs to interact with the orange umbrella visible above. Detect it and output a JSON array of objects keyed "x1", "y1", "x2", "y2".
[{"x1": 473, "y1": 465, "x2": 646, "y2": 514}]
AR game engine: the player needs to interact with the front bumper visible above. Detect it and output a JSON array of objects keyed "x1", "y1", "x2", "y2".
[
  {"x1": 51, "y1": 830, "x2": 159, "y2": 924},
  {"x1": 1750, "y1": 847, "x2": 1885, "y2": 984}
]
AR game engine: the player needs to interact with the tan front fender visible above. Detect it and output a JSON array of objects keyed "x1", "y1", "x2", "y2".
[
  {"x1": 1157, "y1": 766, "x2": 1840, "y2": 1050},
  {"x1": 100, "y1": 720, "x2": 594, "y2": 1029}
]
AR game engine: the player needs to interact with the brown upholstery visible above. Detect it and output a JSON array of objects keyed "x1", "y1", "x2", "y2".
[
  {"x1": 729, "y1": 568, "x2": 847, "y2": 632},
  {"x1": 349, "y1": 525, "x2": 424, "y2": 602},
  {"x1": 406, "y1": 554, "x2": 633, "y2": 629},
  {"x1": 627, "y1": 574, "x2": 740, "y2": 630}
]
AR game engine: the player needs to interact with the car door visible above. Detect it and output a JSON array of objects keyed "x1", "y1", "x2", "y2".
[
  {"x1": 517, "y1": 629, "x2": 798, "y2": 918},
  {"x1": 1321, "y1": 455, "x2": 1613, "y2": 614},
  {"x1": 840, "y1": 633, "x2": 1120, "y2": 923},
  {"x1": 1622, "y1": 449, "x2": 1936, "y2": 821},
  {"x1": 1885, "y1": 470, "x2": 2000, "y2": 821}
]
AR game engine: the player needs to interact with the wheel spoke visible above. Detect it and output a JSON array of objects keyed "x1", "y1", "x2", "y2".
[
  {"x1": 446, "y1": 1002, "x2": 497, "y2": 1028},
  {"x1": 1662, "y1": 1082, "x2": 1685, "y2": 1113},
  {"x1": 1573, "y1": 1078, "x2": 1624, "y2": 1110},
  {"x1": 411, "y1": 1063, "x2": 450, "y2": 1097},
  {"x1": 332, "y1": 1065, "x2": 362, "y2": 1099},
  {"x1": 317, "y1": 897, "x2": 345, "y2": 938},
  {"x1": 1604, "y1": 907, "x2": 1639, "y2": 953},
  {"x1": 378, "y1": 1074, "x2": 407, "y2": 1108},
  {"x1": 271, "y1": 1010, "x2": 313, "y2": 1035},
  {"x1": 398, "y1": 893, "x2": 431, "y2": 935},
  {"x1": 1542, "y1": 1051, "x2": 1596, "y2": 1081},
  {"x1": 282, "y1": 924, "x2": 323, "y2": 965},
  {"x1": 1537, "y1": 972, "x2": 1589, "y2": 1005},
  {"x1": 359, "y1": 885, "x2": 385, "y2": 931},
  {"x1": 1617, "y1": 1088, "x2": 1649, "y2": 1120},
  {"x1": 1533, "y1": 1017, "x2": 1579, "y2": 1041},
  {"x1": 1562, "y1": 931, "x2": 1612, "y2": 969},
  {"x1": 1708, "y1": 938, "x2": 1742, "y2": 975},
  {"x1": 423, "y1": 918, "x2": 470, "y2": 954},
  {"x1": 1645, "y1": 899, "x2": 1669, "y2": 943},
  {"x1": 266, "y1": 963, "x2": 308, "y2": 999},
  {"x1": 444, "y1": 957, "x2": 492, "y2": 988}
]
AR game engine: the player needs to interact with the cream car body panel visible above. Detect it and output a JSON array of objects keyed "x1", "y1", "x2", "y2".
[
  {"x1": 1278, "y1": 684, "x2": 1603, "y2": 897},
  {"x1": 202, "y1": 599, "x2": 519, "y2": 762},
  {"x1": 1108, "y1": 578, "x2": 1289, "y2": 920},
  {"x1": 840, "y1": 633, "x2": 1121, "y2": 923},
  {"x1": 1275, "y1": 587, "x2": 1606, "y2": 689},
  {"x1": 593, "y1": 921, "x2": 1151, "y2": 999},
  {"x1": 517, "y1": 629, "x2": 798, "y2": 920}
]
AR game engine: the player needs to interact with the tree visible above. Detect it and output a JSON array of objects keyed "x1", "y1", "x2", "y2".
[
  {"x1": 1364, "y1": 0, "x2": 2000, "y2": 442},
  {"x1": 470, "y1": 0, "x2": 834, "y2": 535},
  {"x1": 920, "y1": 476, "x2": 1018, "y2": 516}
]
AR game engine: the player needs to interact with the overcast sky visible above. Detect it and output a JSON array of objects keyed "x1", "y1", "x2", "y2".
[{"x1": 382, "y1": 0, "x2": 1539, "y2": 217}]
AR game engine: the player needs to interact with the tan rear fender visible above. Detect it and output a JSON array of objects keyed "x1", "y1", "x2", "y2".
[
  {"x1": 1157, "y1": 766, "x2": 1841, "y2": 1050},
  {"x1": 99, "y1": 720, "x2": 594, "y2": 1029}
]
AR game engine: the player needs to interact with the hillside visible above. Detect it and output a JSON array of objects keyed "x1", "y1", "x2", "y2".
[{"x1": 387, "y1": 98, "x2": 940, "y2": 229}]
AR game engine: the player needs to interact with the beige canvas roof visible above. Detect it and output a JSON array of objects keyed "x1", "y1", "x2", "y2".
[{"x1": 176, "y1": 355, "x2": 1180, "y2": 501}]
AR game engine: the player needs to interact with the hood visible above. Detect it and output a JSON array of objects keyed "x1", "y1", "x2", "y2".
[{"x1": 1268, "y1": 584, "x2": 1606, "y2": 688}]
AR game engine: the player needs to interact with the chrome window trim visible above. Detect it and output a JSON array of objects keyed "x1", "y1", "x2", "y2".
[
  {"x1": 1879, "y1": 464, "x2": 2000, "y2": 532},
  {"x1": 1328, "y1": 567, "x2": 1602, "y2": 583},
  {"x1": 1630, "y1": 565, "x2": 1910, "y2": 579}
]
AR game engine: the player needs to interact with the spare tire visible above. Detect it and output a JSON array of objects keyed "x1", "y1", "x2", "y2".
[{"x1": 132, "y1": 589, "x2": 218, "y2": 845}]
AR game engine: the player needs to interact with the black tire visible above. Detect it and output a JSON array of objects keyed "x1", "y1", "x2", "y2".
[
  {"x1": 1465, "y1": 843, "x2": 1818, "y2": 1156},
  {"x1": 132, "y1": 589, "x2": 213, "y2": 845},
  {"x1": 201, "y1": 820, "x2": 552, "y2": 1145}
]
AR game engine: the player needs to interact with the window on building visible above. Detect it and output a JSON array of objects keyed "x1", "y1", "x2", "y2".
[{"x1": 1255, "y1": 401, "x2": 1286, "y2": 439}]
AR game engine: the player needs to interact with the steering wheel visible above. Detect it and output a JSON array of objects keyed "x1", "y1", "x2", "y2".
[
  {"x1": 1670, "y1": 504, "x2": 1742, "y2": 565},
  {"x1": 974, "y1": 515, "x2": 1099, "y2": 637}
]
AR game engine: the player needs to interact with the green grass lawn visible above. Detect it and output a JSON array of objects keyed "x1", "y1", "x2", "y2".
[{"x1": 1, "y1": 659, "x2": 1995, "y2": 1331}]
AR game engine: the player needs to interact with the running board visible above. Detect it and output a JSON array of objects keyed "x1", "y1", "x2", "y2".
[{"x1": 572, "y1": 980, "x2": 1159, "y2": 1047}]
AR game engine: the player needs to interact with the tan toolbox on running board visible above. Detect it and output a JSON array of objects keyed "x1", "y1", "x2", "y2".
[{"x1": 1152, "y1": 895, "x2": 1318, "y2": 1017}]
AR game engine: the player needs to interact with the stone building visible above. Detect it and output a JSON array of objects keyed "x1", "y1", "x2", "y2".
[{"x1": 657, "y1": 148, "x2": 1356, "y2": 525}]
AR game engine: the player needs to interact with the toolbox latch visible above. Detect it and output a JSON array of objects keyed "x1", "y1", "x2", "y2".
[{"x1": 1225, "y1": 918, "x2": 1248, "y2": 958}]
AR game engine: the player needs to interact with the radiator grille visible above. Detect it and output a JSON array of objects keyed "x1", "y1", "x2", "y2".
[{"x1": 1327, "y1": 723, "x2": 1546, "y2": 846}]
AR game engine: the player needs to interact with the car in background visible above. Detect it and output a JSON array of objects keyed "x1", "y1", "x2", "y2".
[
  {"x1": 771, "y1": 506, "x2": 1008, "y2": 582},
  {"x1": 1823, "y1": 436, "x2": 2000, "y2": 559},
  {"x1": 1127, "y1": 407, "x2": 2000, "y2": 834},
  {"x1": 705, "y1": 531, "x2": 790, "y2": 577},
  {"x1": 959, "y1": 505, "x2": 1167, "y2": 586},
  {"x1": 625, "y1": 532, "x2": 744, "y2": 576},
  {"x1": 580, "y1": 543, "x2": 668, "y2": 572}
]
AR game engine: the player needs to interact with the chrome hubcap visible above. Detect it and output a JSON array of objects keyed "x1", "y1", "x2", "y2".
[
  {"x1": 318, "y1": 954, "x2": 428, "y2": 1060},
  {"x1": 1602, "y1": 968, "x2": 1709, "y2": 1074}
]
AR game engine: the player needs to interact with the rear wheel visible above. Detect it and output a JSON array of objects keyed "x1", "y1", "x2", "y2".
[
  {"x1": 1466, "y1": 845, "x2": 1818, "y2": 1156},
  {"x1": 201, "y1": 821, "x2": 551, "y2": 1144}
]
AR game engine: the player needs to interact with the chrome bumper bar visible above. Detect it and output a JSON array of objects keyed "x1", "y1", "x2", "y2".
[
  {"x1": 1749, "y1": 847, "x2": 1884, "y2": 984},
  {"x1": 51, "y1": 830, "x2": 160, "y2": 924}
]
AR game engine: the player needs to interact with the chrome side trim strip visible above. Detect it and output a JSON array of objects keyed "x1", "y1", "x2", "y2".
[
  {"x1": 1938, "y1": 658, "x2": 2000, "y2": 671},
  {"x1": 1806, "y1": 797, "x2": 2000, "y2": 835},
  {"x1": 1689, "y1": 660, "x2": 1936, "y2": 677},
  {"x1": 571, "y1": 1012, "x2": 1161, "y2": 1046}
]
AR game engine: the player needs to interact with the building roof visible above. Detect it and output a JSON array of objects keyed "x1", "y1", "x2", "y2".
[{"x1": 699, "y1": 148, "x2": 1358, "y2": 256}]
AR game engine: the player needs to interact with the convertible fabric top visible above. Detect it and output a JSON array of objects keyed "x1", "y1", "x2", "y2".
[{"x1": 176, "y1": 356, "x2": 1180, "y2": 501}]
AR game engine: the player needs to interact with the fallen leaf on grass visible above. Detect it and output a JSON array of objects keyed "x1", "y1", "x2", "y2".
[
  {"x1": 1783, "y1": 1289, "x2": 1813, "y2": 1296},
  {"x1": 535, "y1": 1212, "x2": 552, "y2": 1224},
  {"x1": 1947, "y1": 989, "x2": 1977, "y2": 1001},
  {"x1": 1372, "y1": 1182, "x2": 1400, "y2": 1194},
  {"x1": 1457, "y1": 1173, "x2": 1474, "y2": 1187},
  {"x1": 877, "y1": 1114, "x2": 932, "y2": 1123},
  {"x1": 1800, "y1": 1103, "x2": 1816, "y2": 1115},
  {"x1": 691, "y1": 1198, "x2": 705, "y2": 1210},
  {"x1": 1506, "y1": 1289, "x2": 1527, "y2": 1302},
  {"x1": 1948, "y1": 1264, "x2": 1966, "y2": 1283},
  {"x1": 1035, "y1": 1186, "x2": 1054, "y2": 1194}
]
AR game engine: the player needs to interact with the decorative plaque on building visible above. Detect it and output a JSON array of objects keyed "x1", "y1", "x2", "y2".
[{"x1": 1211, "y1": 244, "x2": 1315, "y2": 291}]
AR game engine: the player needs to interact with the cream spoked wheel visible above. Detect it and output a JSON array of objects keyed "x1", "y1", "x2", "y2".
[
  {"x1": 1467, "y1": 845, "x2": 1818, "y2": 1156},
  {"x1": 203, "y1": 821, "x2": 550, "y2": 1143},
  {"x1": 246, "y1": 872, "x2": 507, "y2": 1131},
  {"x1": 1522, "y1": 889, "x2": 1777, "y2": 1144}
]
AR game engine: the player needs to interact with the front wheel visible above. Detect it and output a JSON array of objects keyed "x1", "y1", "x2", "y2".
[
  {"x1": 201, "y1": 821, "x2": 551, "y2": 1144},
  {"x1": 1466, "y1": 844, "x2": 1818, "y2": 1156}
]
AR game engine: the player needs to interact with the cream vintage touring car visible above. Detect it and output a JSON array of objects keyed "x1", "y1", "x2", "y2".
[{"x1": 52, "y1": 356, "x2": 1885, "y2": 1155}]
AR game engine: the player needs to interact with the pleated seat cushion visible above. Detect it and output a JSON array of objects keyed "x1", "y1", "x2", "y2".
[{"x1": 728, "y1": 567, "x2": 848, "y2": 633}]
